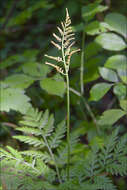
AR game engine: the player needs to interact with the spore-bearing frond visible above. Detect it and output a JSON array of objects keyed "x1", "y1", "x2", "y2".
[
  {"x1": 51, "y1": 40, "x2": 61, "y2": 50},
  {"x1": 45, "y1": 62, "x2": 66, "y2": 75},
  {"x1": 44, "y1": 8, "x2": 80, "y2": 75},
  {"x1": 45, "y1": 54, "x2": 63, "y2": 62},
  {"x1": 53, "y1": 33, "x2": 61, "y2": 42},
  {"x1": 65, "y1": 8, "x2": 71, "y2": 27}
]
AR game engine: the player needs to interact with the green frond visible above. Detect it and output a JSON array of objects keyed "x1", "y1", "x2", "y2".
[
  {"x1": 40, "y1": 109, "x2": 49, "y2": 129},
  {"x1": 43, "y1": 113, "x2": 55, "y2": 136},
  {"x1": 20, "y1": 150, "x2": 51, "y2": 162},
  {"x1": 0, "y1": 147, "x2": 39, "y2": 176},
  {"x1": 16, "y1": 127, "x2": 42, "y2": 136},
  {"x1": 84, "y1": 151, "x2": 100, "y2": 177},
  {"x1": 56, "y1": 132, "x2": 79, "y2": 165},
  {"x1": 104, "y1": 128, "x2": 119, "y2": 153},
  {"x1": 0, "y1": 147, "x2": 14, "y2": 159},
  {"x1": 0, "y1": 146, "x2": 23, "y2": 165},
  {"x1": 49, "y1": 120, "x2": 66, "y2": 148},
  {"x1": 19, "y1": 109, "x2": 55, "y2": 137},
  {"x1": 94, "y1": 176, "x2": 117, "y2": 190},
  {"x1": 106, "y1": 162, "x2": 127, "y2": 176},
  {"x1": 6, "y1": 146, "x2": 23, "y2": 160},
  {"x1": 20, "y1": 109, "x2": 43, "y2": 127},
  {"x1": 0, "y1": 158, "x2": 56, "y2": 190},
  {"x1": 99, "y1": 129, "x2": 119, "y2": 166},
  {"x1": 35, "y1": 159, "x2": 56, "y2": 183},
  {"x1": 114, "y1": 133, "x2": 127, "y2": 155},
  {"x1": 13, "y1": 135, "x2": 45, "y2": 147},
  {"x1": 58, "y1": 180, "x2": 101, "y2": 190}
]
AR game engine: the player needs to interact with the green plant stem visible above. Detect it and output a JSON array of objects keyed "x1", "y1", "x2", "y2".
[
  {"x1": 43, "y1": 136, "x2": 62, "y2": 184},
  {"x1": 66, "y1": 73, "x2": 70, "y2": 181},
  {"x1": 61, "y1": 29, "x2": 70, "y2": 181},
  {"x1": 69, "y1": 87, "x2": 100, "y2": 134},
  {"x1": 79, "y1": 30, "x2": 101, "y2": 134},
  {"x1": 80, "y1": 31, "x2": 85, "y2": 95}
]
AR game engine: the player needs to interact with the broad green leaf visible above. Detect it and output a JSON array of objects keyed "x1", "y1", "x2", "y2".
[
  {"x1": 90, "y1": 83, "x2": 113, "y2": 101},
  {"x1": 84, "y1": 71, "x2": 99, "y2": 83},
  {"x1": 72, "y1": 23, "x2": 84, "y2": 32},
  {"x1": 105, "y1": 55, "x2": 127, "y2": 70},
  {"x1": 40, "y1": 77, "x2": 66, "y2": 97},
  {"x1": 95, "y1": 33, "x2": 127, "y2": 51},
  {"x1": 117, "y1": 69, "x2": 127, "y2": 84},
  {"x1": 99, "y1": 67, "x2": 118, "y2": 82},
  {"x1": 82, "y1": 1, "x2": 108, "y2": 21},
  {"x1": 69, "y1": 49, "x2": 81, "y2": 69},
  {"x1": 120, "y1": 100, "x2": 127, "y2": 112},
  {"x1": 23, "y1": 49, "x2": 39, "y2": 61},
  {"x1": 105, "y1": 13, "x2": 127, "y2": 38},
  {"x1": 0, "y1": 54, "x2": 25, "y2": 69},
  {"x1": 85, "y1": 42, "x2": 102, "y2": 59},
  {"x1": 0, "y1": 50, "x2": 39, "y2": 70},
  {"x1": 85, "y1": 21, "x2": 107, "y2": 35},
  {"x1": 0, "y1": 87, "x2": 31, "y2": 114},
  {"x1": 98, "y1": 109, "x2": 126, "y2": 125},
  {"x1": 22, "y1": 62, "x2": 51, "y2": 78},
  {"x1": 99, "y1": 22, "x2": 113, "y2": 30},
  {"x1": 113, "y1": 83, "x2": 127, "y2": 99},
  {"x1": 4, "y1": 74, "x2": 34, "y2": 89},
  {"x1": 84, "y1": 56, "x2": 104, "y2": 83}
]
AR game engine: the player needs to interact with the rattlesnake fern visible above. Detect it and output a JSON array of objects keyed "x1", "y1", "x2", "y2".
[{"x1": 44, "y1": 8, "x2": 80, "y2": 180}]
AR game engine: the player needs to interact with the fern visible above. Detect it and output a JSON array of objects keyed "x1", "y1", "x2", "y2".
[
  {"x1": 1, "y1": 114, "x2": 127, "y2": 190},
  {"x1": 0, "y1": 146, "x2": 23, "y2": 162},
  {"x1": 61, "y1": 129, "x2": 127, "y2": 189},
  {"x1": 57, "y1": 176, "x2": 117, "y2": 190},
  {"x1": 43, "y1": 113, "x2": 55, "y2": 136},
  {"x1": 56, "y1": 132, "x2": 79, "y2": 166},
  {"x1": 49, "y1": 120, "x2": 66, "y2": 148},
  {"x1": 16, "y1": 127, "x2": 42, "y2": 135},
  {"x1": 19, "y1": 108, "x2": 43, "y2": 127},
  {"x1": 20, "y1": 150, "x2": 51, "y2": 162},
  {"x1": 0, "y1": 158, "x2": 56, "y2": 190},
  {"x1": 94, "y1": 176, "x2": 117, "y2": 190},
  {"x1": 13, "y1": 108, "x2": 66, "y2": 184},
  {"x1": 14, "y1": 108, "x2": 66, "y2": 151},
  {"x1": 13, "y1": 135, "x2": 45, "y2": 147},
  {"x1": 98, "y1": 129, "x2": 127, "y2": 176}
]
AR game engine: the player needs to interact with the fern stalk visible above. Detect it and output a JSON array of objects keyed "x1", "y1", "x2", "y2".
[
  {"x1": 80, "y1": 31, "x2": 85, "y2": 95},
  {"x1": 45, "y1": 8, "x2": 80, "y2": 182},
  {"x1": 43, "y1": 135, "x2": 62, "y2": 183},
  {"x1": 66, "y1": 71, "x2": 70, "y2": 181},
  {"x1": 61, "y1": 26, "x2": 71, "y2": 180},
  {"x1": 79, "y1": 32, "x2": 100, "y2": 134}
]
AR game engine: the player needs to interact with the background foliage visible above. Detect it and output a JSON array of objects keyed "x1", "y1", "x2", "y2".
[{"x1": 0, "y1": 0, "x2": 127, "y2": 189}]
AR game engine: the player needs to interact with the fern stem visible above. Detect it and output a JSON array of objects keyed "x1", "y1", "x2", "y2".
[
  {"x1": 81, "y1": 97, "x2": 100, "y2": 134},
  {"x1": 43, "y1": 136, "x2": 62, "y2": 184},
  {"x1": 80, "y1": 31, "x2": 85, "y2": 95},
  {"x1": 66, "y1": 73, "x2": 70, "y2": 181},
  {"x1": 69, "y1": 87, "x2": 100, "y2": 134},
  {"x1": 61, "y1": 29, "x2": 70, "y2": 180}
]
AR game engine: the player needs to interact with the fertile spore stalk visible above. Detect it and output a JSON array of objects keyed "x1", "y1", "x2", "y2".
[{"x1": 44, "y1": 8, "x2": 80, "y2": 181}]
